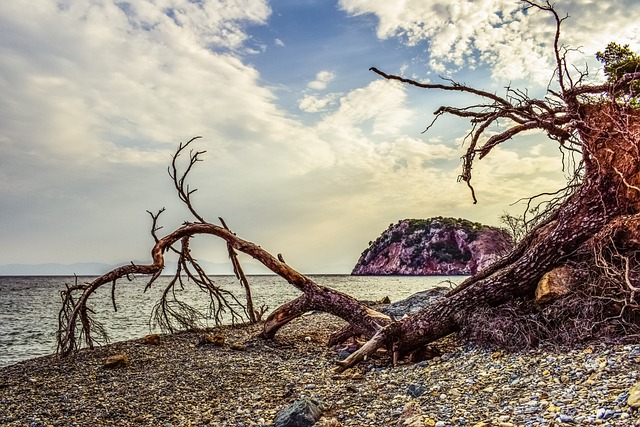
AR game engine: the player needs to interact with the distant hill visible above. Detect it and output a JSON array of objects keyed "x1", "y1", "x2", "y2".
[
  {"x1": 0, "y1": 260, "x2": 245, "y2": 276},
  {"x1": 352, "y1": 217, "x2": 513, "y2": 275},
  {"x1": 0, "y1": 262, "x2": 117, "y2": 276}
]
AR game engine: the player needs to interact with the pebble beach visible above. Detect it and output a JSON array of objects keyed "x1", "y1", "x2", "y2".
[{"x1": 1, "y1": 312, "x2": 640, "y2": 427}]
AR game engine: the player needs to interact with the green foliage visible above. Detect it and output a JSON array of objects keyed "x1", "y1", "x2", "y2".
[
  {"x1": 430, "y1": 240, "x2": 471, "y2": 263},
  {"x1": 596, "y1": 42, "x2": 639, "y2": 80},
  {"x1": 405, "y1": 216, "x2": 483, "y2": 235},
  {"x1": 596, "y1": 42, "x2": 640, "y2": 106},
  {"x1": 499, "y1": 212, "x2": 528, "y2": 243}
]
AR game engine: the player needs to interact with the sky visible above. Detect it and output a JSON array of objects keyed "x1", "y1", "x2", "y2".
[{"x1": 1, "y1": 0, "x2": 639, "y2": 274}]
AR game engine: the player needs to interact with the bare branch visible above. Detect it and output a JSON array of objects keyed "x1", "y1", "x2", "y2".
[
  {"x1": 370, "y1": 67, "x2": 512, "y2": 107},
  {"x1": 169, "y1": 136, "x2": 206, "y2": 223},
  {"x1": 219, "y1": 217, "x2": 258, "y2": 323}
]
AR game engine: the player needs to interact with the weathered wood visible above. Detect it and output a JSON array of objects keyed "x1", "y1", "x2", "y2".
[
  {"x1": 219, "y1": 217, "x2": 257, "y2": 323},
  {"x1": 58, "y1": 216, "x2": 391, "y2": 356},
  {"x1": 58, "y1": 4, "x2": 640, "y2": 372},
  {"x1": 337, "y1": 106, "x2": 640, "y2": 370}
]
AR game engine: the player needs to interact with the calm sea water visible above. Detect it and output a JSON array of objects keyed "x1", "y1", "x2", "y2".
[{"x1": 0, "y1": 274, "x2": 462, "y2": 368}]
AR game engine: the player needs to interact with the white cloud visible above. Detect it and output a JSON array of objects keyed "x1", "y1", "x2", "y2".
[
  {"x1": 0, "y1": 0, "x2": 619, "y2": 274},
  {"x1": 381, "y1": 136, "x2": 459, "y2": 163},
  {"x1": 0, "y1": 0, "x2": 275, "y2": 161},
  {"x1": 307, "y1": 70, "x2": 336, "y2": 90},
  {"x1": 274, "y1": 38, "x2": 285, "y2": 47},
  {"x1": 318, "y1": 79, "x2": 414, "y2": 137},
  {"x1": 298, "y1": 93, "x2": 341, "y2": 113},
  {"x1": 339, "y1": 0, "x2": 640, "y2": 84},
  {"x1": 0, "y1": 0, "x2": 342, "y2": 266}
]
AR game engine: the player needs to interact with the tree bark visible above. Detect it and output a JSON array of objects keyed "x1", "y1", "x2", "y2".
[{"x1": 337, "y1": 105, "x2": 640, "y2": 370}]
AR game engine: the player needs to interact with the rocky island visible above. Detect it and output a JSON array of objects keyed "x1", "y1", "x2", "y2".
[{"x1": 352, "y1": 217, "x2": 513, "y2": 276}]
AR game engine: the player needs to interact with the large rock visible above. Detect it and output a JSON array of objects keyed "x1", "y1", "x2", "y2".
[
  {"x1": 273, "y1": 398, "x2": 325, "y2": 427},
  {"x1": 197, "y1": 333, "x2": 225, "y2": 347},
  {"x1": 352, "y1": 217, "x2": 513, "y2": 276},
  {"x1": 627, "y1": 381, "x2": 640, "y2": 408},
  {"x1": 382, "y1": 287, "x2": 448, "y2": 318},
  {"x1": 535, "y1": 266, "x2": 574, "y2": 304}
]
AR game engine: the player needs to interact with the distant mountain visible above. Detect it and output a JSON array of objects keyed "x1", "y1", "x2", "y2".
[
  {"x1": 352, "y1": 217, "x2": 513, "y2": 276},
  {"x1": 0, "y1": 262, "x2": 117, "y2": 276},
  {"x1": 0, "y1": 260, "x2": 253, "y2": 276}
]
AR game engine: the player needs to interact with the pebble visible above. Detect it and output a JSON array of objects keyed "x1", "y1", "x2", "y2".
[{"x1": 1, "y1": 313, "x2": 640, "y2": 426}]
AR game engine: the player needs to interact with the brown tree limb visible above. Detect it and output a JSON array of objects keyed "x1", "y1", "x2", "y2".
[
  {"x1": 58, "y1": 218, "x2": 391, "y2": 356},
  {"x1": 219, "y1": 217, "x2": 258, "y2": 323}
]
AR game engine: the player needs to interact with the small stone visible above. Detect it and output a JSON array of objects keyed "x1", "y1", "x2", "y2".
[
  {"x1": 142, "y1": 334, "x2": 161, "y2": 345},
  {"x1": 396, "y1": 401, "x2": 425, "y2": 426},
  {"x1": 406, "y1": 383, "x2": 426, "y2": 398},
  {"x1": 198, "y1": 334, "x2": 225, "y2": 347},
  {"x1": 103, "y1": 354, "x2": 128, "y2": 369},
  {"x1": 558, "y1": 413, "x2": 573, "y2": 422},
  {"x1": 273, "y1": 398, "x2": 324, "y2": 427},
  {"x1": 315, "y1": 418, "x2": 342, "y2": 427},
  {"x1": 229, "y1": 343, "x2": 247, "y2": 351},
  {"x1": 547, "y1": 404, "x2": 560, "y2": 413},
  {"x1": 336, "y1": 350, "x2": 351, "y2": 360}
]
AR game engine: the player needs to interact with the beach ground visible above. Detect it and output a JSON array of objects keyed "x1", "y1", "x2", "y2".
[{"x1": 1, "y1": 312, "x2": 640, "y2": 426}]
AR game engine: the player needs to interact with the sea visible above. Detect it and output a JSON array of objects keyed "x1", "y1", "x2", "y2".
[{"x1": 0, "y1": 274, "x2": 463, "y2": 368}]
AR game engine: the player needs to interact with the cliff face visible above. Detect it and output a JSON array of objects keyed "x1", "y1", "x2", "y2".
[{"x1": 352, "y1": 217, "x2": 513, "y2": 276}]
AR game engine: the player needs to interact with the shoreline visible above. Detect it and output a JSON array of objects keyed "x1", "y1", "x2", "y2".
[{"x1": 1, "y1": 313, "x2": 640, "y2": 426}]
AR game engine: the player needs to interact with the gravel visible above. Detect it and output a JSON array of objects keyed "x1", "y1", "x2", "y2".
[{"x1": 1, "y1": 312, "x2": 640, "y2": 426}]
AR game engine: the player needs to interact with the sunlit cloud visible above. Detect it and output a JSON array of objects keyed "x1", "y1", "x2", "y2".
[
  {"x1": 298, "y1": 93, "x2": 341, "y2": 113},
  {"x1": 339, "y1": 0, "x2": 640, "y2": 84},
  {"x1": 0, "y1": 0, "x2": 636, "y2": 273},
  {"x1": 307, "y1": 70, "x2": 336, "y2": 90}
]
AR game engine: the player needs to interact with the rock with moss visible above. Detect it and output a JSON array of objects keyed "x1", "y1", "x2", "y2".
[{"x1": 352, "y1": 217, "x2": 513, "y2": 276}]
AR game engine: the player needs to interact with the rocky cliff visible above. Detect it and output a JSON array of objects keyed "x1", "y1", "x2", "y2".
[{"x1": 352, "y1": 217, "x2": 513, "y2": 275}]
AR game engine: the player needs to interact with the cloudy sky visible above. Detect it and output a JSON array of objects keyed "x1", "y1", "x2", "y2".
[{"x1": 1, "y1": 0, "x2": 639, "y2": 274}]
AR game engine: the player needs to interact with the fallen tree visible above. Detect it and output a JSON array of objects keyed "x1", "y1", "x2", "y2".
[
  {"x1": 57, "y1": 138, "x2": 392, "y2": 357},
  {"x1": 58, "y1": 1, "x2": 640, "y2": 369}
]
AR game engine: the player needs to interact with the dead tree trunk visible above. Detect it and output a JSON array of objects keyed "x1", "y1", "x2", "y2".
[{"x1": 337, "y1": 104, "x2": 640, "y2": 370}]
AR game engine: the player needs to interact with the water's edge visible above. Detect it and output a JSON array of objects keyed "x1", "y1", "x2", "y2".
[{"x1": 0, "y1": 275, "x2": 463, "y2": 367}]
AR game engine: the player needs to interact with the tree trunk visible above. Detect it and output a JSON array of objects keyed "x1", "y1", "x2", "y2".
[
  {"x1": 260, "y1": 286, "x2": 391, "y2": 340},
  {"x1": 335, "y1": 105, "x2": 640, "y2": 370}
]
